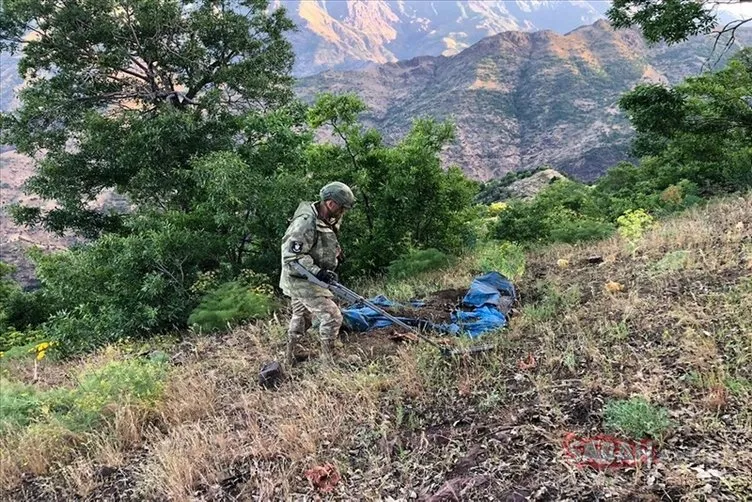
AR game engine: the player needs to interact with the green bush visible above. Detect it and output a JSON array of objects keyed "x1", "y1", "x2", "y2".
[
  {"x1": 494, "y1": 180, "x2": 613, "y2": 245},
  {"x1": 494, "y1": 202, "x2": 549, "y2": 243},
  {"x1": 387, "y1": 248, "x2": 454, "y2": 280},
  {"x1": 616, "y1": 209, "x2": 655, "y2": 242},
  {"x1": 1, "y1": 289, "x2": 50, "y2": 333},
  {"x1": 188, "y1": 280, "x2": 275, "y2": 333},
  {"x1": 548, "y1": 218, "x2": 615, "y2": 244},
  {"x1": 0, "y1": 358, "x2": 167, "y2": 433},
  {"x1": 475, "y1": 242, "x2": 526, "y2": 280},
  {"x1": 32, "y1": 223, "x2": 227, "y2": 354},
  {"x1": 604, "y1": 396, "x2": 671, "y2": 439},
  {"x1": 0, "y1": 329, "x2": 47, "y2": 356},
  {"x1": 0, "y1": 262, "x2": 51, "y2": 352},
  {"x1": 0, "y1": 379, "x2": 42, "y2": 431},
  {"x1": 51, "y1": 358, "x2": 167, "y2": 430},
  {"x1": 650, "y1": 250, "x2": 690, "y2": 275}
]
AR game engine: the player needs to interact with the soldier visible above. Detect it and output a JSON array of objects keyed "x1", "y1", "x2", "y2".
[{"x1": 279, "y1": 182, "x2": 356, "y2": 366}]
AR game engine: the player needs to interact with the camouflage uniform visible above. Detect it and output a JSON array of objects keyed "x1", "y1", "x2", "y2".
[{"x1": 280, "y1": 188, "x2": 352, "y2": 365}]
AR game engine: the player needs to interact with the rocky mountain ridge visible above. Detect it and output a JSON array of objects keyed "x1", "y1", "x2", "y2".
[
  {"x1": 296, "y1": 21, "x2": 752, "y2": 180},
  {"x1": 273, "y1": 0, "x2": 609, "y2": 76}
]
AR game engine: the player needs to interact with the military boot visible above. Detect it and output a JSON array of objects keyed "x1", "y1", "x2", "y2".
[{"x1": 319, "y1": 338, "x2": 336, "y2": 367}]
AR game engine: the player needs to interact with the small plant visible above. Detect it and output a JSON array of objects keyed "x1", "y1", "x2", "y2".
[
  {"x1": 0, "y1": 357, "x2": 167, "y2": 433},
  {"x1": 549, "y1": 218, "x2": 615, "y2": 244},
  {"x1": 604, "y1": 396, "x2": 671, "y2": 440},
  {"x1": 617, "y1": 209, "x2": 654, "y2": 249},
  {"x1": 476, "y1": 241, "x2": 526, "y2": 280},
  {"x1": 387, "y1": 248, "x2": 454, "y2": 280},
  {"x1": 55, "y1": 358, "x2": 167, "y2": 429},
  {"x1": 651, "y1": 250, "x2": 690, "y2": 275},
  {"x1": 0, "y1": 379, "x2": 42, "y2": 431},
  {"x1": 188, "y1": 280, "x2": 275, "y2": 333}
]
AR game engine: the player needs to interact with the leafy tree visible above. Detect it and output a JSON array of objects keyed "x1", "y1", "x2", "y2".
[
  {"x1": 305, "y1": 93, "x2": 479, "y2": 274},
  {"x1": 617, "y1": 48, "x2": 752, "y2": 194},
  {"x1": 0, "y1": 0, "x2": 296, "y2": 237},
  {"x1": 607, "y1": 0, "x2": 718, "y2": 44},
  {"x1": 495, "y1": 179, "x2": 617, "y2": 245}
]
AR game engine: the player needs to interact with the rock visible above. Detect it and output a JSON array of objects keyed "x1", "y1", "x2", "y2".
[{"x1": 259, "y1": 361, "x2": 283, "y2": 388}]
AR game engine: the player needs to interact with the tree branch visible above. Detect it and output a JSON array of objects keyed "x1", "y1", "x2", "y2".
[
  {"x1": 705, "y1": 17, "x2": 752, "y2": 70},
  {"x1": 330, "y1": 118, "x2": 375, "y2": 234}
]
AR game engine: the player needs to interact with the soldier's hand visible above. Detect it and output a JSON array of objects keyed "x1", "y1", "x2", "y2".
[{"x1": 316, "y1": 269, "x2": 338, "y2": 284}]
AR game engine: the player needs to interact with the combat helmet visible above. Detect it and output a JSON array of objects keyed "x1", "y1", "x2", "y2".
[{"x1": 319, "y1": 181, "x2": 356, "y2": 209}]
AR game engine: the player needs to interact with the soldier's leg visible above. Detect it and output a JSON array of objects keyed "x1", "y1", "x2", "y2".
[
  {"x1": 288, "y1": 298, "x2": 312, "y2": 338},
  {"x1": 286, "y1": 298, "x2": 312, "y2": 366},
  {"x1": 300, "y1": 296, "x2": 343, "y2": 364}
]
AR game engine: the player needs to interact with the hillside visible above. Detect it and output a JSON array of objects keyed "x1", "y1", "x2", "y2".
[
  {"x1": 273, "y1": 0, "x2": 607, "y2": 76},
  {"x1": 297, "y1": 22, "x2": 752, "y2": 180},
  {"x1": 2, "y1": 192, "x2": 751, "y2": 500}
]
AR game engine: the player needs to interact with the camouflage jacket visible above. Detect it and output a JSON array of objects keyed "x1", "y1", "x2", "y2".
[{"x1": 279, "y1": 202, "x2": 342, "y2": 298}]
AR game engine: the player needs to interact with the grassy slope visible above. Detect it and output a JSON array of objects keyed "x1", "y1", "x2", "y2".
[{"x1": 1, "y1": 194, "x2": 751, "y2": 501}]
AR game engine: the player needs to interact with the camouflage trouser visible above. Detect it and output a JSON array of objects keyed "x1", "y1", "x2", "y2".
[{"x1": 288, "y1": 296, "x2": 343, "y2": 342}]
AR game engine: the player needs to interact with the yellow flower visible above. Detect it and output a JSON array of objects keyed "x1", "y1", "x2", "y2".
[
  {"x1": 488, "y1": 202, "x2": 508, "y2": 216},
  {"x1": 36, "y1": 341, "x2": 50, "y2": 351},
  {"x1": 36, "y1": 350, "x2": 46, "y2": 361}
]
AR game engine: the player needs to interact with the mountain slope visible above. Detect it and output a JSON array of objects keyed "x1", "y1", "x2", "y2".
[
  {"x1": 297, "y1": 21, "x2": 752, "y2": 180},
  {"x1": 3, "y1": 192, "x2": 751, "y2": 500},
  {"x1": 274, "y1": 0, "x2": 608, "y2": 75}
]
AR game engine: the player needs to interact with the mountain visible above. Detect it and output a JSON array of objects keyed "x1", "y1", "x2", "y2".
[
  {"x1": 297, "y1": 21, "x2": 752, "y2": 180},
  {"x1": 273, "y1": 0, "x2": 608, "y2": 76}
]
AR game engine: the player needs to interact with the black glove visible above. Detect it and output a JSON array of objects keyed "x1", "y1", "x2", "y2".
[{"x1": 316, "y1": 269, "x2": 338, "y2": 284}]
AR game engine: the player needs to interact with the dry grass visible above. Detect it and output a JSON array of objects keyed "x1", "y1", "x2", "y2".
[{"x1": 2, "y1": 193, "x2": 752, "y2": 500}]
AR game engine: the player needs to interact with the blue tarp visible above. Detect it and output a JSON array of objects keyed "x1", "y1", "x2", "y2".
[{"x1": 342, "y1": 272, "x2": 516, "y2": 339}]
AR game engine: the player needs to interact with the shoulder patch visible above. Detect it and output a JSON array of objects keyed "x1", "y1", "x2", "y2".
[{"x1": 291, "y1": 241, "x2": 303, "y2": 253}]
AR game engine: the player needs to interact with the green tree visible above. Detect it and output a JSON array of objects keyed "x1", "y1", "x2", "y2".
[
  {"x1": 606, "y1": 0, "x2": 748, "y2": 45},
  {"x1": 305, "y1": 94, "x2": 478, "y2": 274},
  {"x1": 617, "y1": 48, "x2": 752, "y2": 194},
  {"x1": 494, "y1": 179, "x2": 615, "y2": 244},
  {"x1": 0, "y1": 0, "x2": 295, "y2": 237}
]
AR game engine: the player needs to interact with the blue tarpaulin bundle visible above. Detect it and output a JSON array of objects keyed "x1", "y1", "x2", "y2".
[{"x1": 342, "y1": 272, "x2": 516, "y2": 339}]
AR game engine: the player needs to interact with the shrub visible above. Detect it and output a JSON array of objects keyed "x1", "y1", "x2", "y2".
[
  {"x1": 548, "y1": 218, "x2": 615, "y2": 244},
  {"x1": 651, "y1": 250, "x2": 690, "y2": 275},
  {"x1": 475, "y1": 242, "x2": 526, "y2": 280},
  {"x1": 0, "y1": 329, "x2": 47, "y2": 357},
  {"x1": 52, "y1": 358, "x2": 167, "y2": 430},
  {"x1": 188, "y1": 280, "x2": 275, "y2": 333},
  {"x1": 0, "y1": 358, "x2": 168, "y2": 433},
  {"x1": 494, "y1": 202, "x2": 549, "y2": 243},
  {"x1": 604, "y1": 396, "x2": 671, "y2": 439},
  {"x1": 1, "y1": 289, "x2": 51, "y2": 333},
  {"x1": 488, "y1": 202, "x2": 508, "y2": 216},
  {"x1": 617, "y1": 209, "x2": 655, "y2": 243},
  {"x1": 0, "y1": 379, "x2": 42, "y2": 431},
  {"x1": 387, "y1": 248, "x2": 454, "y2": 280},
  {"x1": 32, "y1": 223, "x2": 227, "y2": 354}
]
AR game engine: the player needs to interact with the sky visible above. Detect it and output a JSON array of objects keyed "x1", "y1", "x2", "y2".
[{"x1": 716, "y1": 2, "x2": 752, "y2": 18}]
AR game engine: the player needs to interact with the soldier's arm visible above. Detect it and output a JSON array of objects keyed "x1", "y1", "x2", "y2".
[{"x1": 281, "y1": 216, "x2": 321, "y2": 275}]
